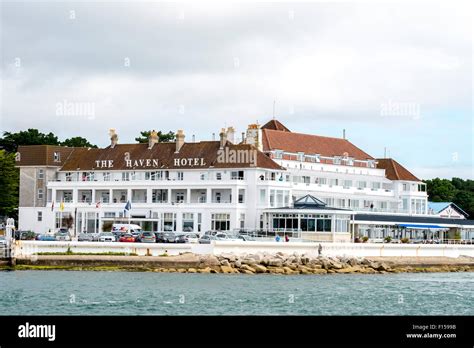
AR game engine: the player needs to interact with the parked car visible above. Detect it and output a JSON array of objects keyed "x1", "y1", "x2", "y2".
[
  {"x1": 215, "y1": 233, "x2": 230, "y2": 240},
  {"x1": 119, "y1": 234, "x2": 136, "y2": 243},
  {"x1": 139, "y1": 231, "x2": 156, "y2": 243},
  {"x1": 36, "y1": 234, "x2": 56, "y2": 241},
  {"x1": 238, "y1": 235, "x2": 255, "y2": 241},
  {"x1": 184, "y1": 233, "x2": 200, "y2": 244},
  {"x1": 198, "y1": 235, "x2": 218, "y2": 244},
  {"x1": 175, "y1": 234, "x2": 189, "y2": 243},
  {"x1": 98, "y1": 232, "x2": 116, "y2": 242},
  {"x1": 55, "y1": 230, "x2": 71, "y2": 241},
  {"x1": 0, "y1": 235, "x2": 6, "y2": 246},
  {"x1": 112, "y1": 223, "x2": 143, "y2": 234},
  {"x1": 78, "y1": 233, "x2": 95, "y2": 242},
  {"x1": 155, "y1": 232, "x2": 176, "y2": 243}
]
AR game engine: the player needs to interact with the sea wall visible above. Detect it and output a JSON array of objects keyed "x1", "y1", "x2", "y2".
[{"x1": 13, "y1": 240, "x2": 474, "y2": 258}]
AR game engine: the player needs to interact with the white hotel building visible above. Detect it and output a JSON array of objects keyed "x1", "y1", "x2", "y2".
[{"x1": 16, "y1": 119, "x2": 474, "y2": 242}]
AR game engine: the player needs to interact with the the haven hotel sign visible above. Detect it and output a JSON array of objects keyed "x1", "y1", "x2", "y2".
[{"x1": 94, "y1": 157, "x2": 206, "y2": 169}]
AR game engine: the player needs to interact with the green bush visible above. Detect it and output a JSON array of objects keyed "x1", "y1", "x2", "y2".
[
  {"x1": 401, "y1": 237, "x2": 410, "y2": 244},
  {"x1": 102, "y1": 221, "x2": 113, "y2": 232},
  {"x1": 362, "y1": 236, "x2": 369, "y2": 243},
  {"x1": 384, "y1": 236, "x2": 392, "y2": 243}
]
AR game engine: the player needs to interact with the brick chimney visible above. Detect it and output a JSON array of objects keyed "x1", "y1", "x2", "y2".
[
  {"x1": 245, "y1": 124, "x2": 262, "y2": 151},
  {"x1": 148, "y1": 130, "x2": 159, "y2": 149},
  {"x1": 109, "y1": 129, "x2": 118, "y2": 148},
  {"x1": 175, "y1": 129, "x2": 185, "y2": 153},
  {"x1": 219, "y1": 128, "x2": 227, "y2": 149},
  {"x1": 226, "y1": 126, "x2": 235, "y2": 144}
]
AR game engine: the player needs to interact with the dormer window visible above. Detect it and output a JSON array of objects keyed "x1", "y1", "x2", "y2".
[
  {"x1": 367, "y1": 160, "x2": 376, "y2": 168},
  {"x1": 274, "y1": 150, "x2": 283, "y2": 159},
  {"x1": 333, "y1": 156, "x2": 341, "y2": 165},
  {"x1": 297, "y1": 152, "x2": 305, "y2": 161},
  {"x1": 54, "y1": 152, "x2": 61, "y2": 162}
]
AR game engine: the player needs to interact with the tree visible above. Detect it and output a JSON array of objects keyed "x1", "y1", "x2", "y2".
[
  {"x1": 0, "y1": 150, "x2": 19, "y2": 219},
  {"x1": 0, "y1": 129, "x2": 59, "y2": 153},
  {"x1": 135, "y1": 130, "x2": 175, "y2": 143},
  {"x1": 61, "y1": 137, "x2": 97, "y2": 148},
  {"x1": 424, "y1": 178, "x2": 457, "y2": 202},
  {"x1": 453, "y1": 190, "x2": 474, "y2": 218}
]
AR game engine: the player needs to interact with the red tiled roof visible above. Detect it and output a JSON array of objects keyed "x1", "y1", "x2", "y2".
[
  {"x1": 261, "y1": 119, "x2": 291, "y2": 132},
  {"x1": 58, "y1": 141, "x2": 283, "y2": 171},
  {"x1": 16, "y1": 145, "x2": 77, "y2": 167},
  {"x1": 376, "y1": 158, "x2": 420, "y2": 181},
  {"x1": 262, "y1": 128, "x2": 373, "y2": 161}
]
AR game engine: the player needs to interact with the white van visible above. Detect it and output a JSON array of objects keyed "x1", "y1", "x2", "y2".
[{"x1": 111, "y1": 224, "x2": 143, "y2": 234}]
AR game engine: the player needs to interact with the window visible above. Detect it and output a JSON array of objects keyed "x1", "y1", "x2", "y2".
[
  {"x1": 37, "y1": 211, "x2": 42, "y2": 222},
  {"x1": 200, "y1": 173, "x2": 207, "y2": 180},
  {"x1": 329, "y1": 178, "x2": 339, "y2": 186},
  {"x1": 372, "y1": 182, "x2": 381, "y2": 190},
  {"x1": 357, "y1": 181, "x2": 367, "y2": 189},
  {"x1": 175, "y1": 192, "x2": 185, "y2": 203},
  {"x1": 37, "y1": 189, "x2": 44, "y2": 200},
  {"x1": 103, "y1": 172, "x2": 111, "y2": 181},
  {"x1": 211, "y1": 213, "x2": 231, "y2": 231},
  {"x1": 240, "y1": 213, "x2": 245, "y2": 229},
  {"x1": 104, "y1": 212, "x2": 115, "y2": 218},
  {"x1": 216, "y1": 172, "x2": 222, "y2": 180},
  {"x1": 146, "y1": 171, "x2": 161, "y2": 181},
  {"x1": 274, "y1": 150, "x2": 283, "y2": 159},
  {"x1": 53, "y1": 152, "x2": 61, "y2": 162},
  {"x1": 37, "y1": 169, "x2": 44, "y2": 179},
  {"x1": 402, "y1": 183, "x2": 409, "y2": 191},
  {"x1": 417, "y1": 184, "x2": 426, "y2": 192},
  {"x1": 162, "y1": 213, "x2": 177, "y2": 231},
  {"x1": 259, "y1": 189, "x2": 266, "y2": 204},
  {"x1": 182, "y1": 213, "x2": 194, "y2": 232},
  {"x1": 343, "y1": 180, "x2": 352, "y2": 188},
  {"x1": 177, "y1": 172, "x2": 184, "y2": 181},
  {"x1": 65, "y1": 172, "x2": 72, "y2": 182},
  {"x1": 367, "y1": 160, "x2": 376, "y2": 168},
  {"x1": 231, "y1": 171, "x2": 244, "y2": 180},
  {"x1": 333, "y1": 157, "x2": 341, "y2": 165},
  {"x1": 316, "y1": 177, "x2": 327, "y2": 185},
  {"x1": 297, "y1": 152, "x2": 305, "y2": 161},
  {"x1": 238, "y1": 189, "x2": 245, "y2": 203},
  {"x1": 122, "y1": 172, "x2": 130, "y2": 181}
]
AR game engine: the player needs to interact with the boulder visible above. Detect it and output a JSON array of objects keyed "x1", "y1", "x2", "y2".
[
  {"x1": 253, "y1": 264, "x2": 268, "y2": 273},
  {"x1": 168, "y1": 268, "x2": 177, "y2": 273},
  {"x1": 177, "y1": 268, "x2": 187, "y2": 273},
  {"x1": 220, "y1": 253, "x2": 237, "y2": 262},
  {"x1": 268, "y1": 267, "x2": 285, "y2": 274},
  {"x1": 240, "y1": 264, "x2": 256, "y2": 273},
  {"x1": 335, "y1": 267, "x2": 354, "y2": 274},
  {"x1": 311, "y1": 269, "x2": 328, "y2": 275},
  {"x1": 329, "y1": 260, "x2": 344, "y2": 269},
  {"x1": 187, "y1": 268, "x2": 197, "y2": 273},
  {"x1": 198, "y1": 267, "x2": 212, "y2": 273},
  {"x1": 377, "y1": 263, "x2": 391, "y2": 272},
  {"x1": 220, "y1": 265, "x2": 234, "y2": 274},
  {"x1": 268, "y1": 259, "x2": 283, "y2": 267},
  {"x1": 234, "y1": 260, "x2": 242, "y2": 268},
  {"x1": 242, "y1": 258, "x2": 257, "y2": 266},
  {"x1": 220, "y1": 259, "x2": 231, "y2": 267},
  {"x1": 200, "y1": 255, "x2": 220, "y2": 267},
  {"x1": 240, "y1": 270, "x2": 255, "y2": 275}
]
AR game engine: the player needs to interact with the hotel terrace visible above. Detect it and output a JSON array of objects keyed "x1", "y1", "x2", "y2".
[{"x1": 15, "y1": 120, "x2": 474, "y2": 242}]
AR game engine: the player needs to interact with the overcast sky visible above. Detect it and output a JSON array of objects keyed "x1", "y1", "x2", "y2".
[{"x1": 1, "y1": 1, "x2": 472, "y2": 179}]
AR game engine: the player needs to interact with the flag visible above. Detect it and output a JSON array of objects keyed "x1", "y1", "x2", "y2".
[
  {"x1": 96, "y1": 201, "x2": 101, "y2": 209},
  {"x1": 51, "y1": 201, "x2": 55, "y2": 212},
  {"x1": 59, "y1": 201, "x2": 65, "y2": 212},
  {"x1": 124, "y1": 200, "x2": 131, "y2": 211}
]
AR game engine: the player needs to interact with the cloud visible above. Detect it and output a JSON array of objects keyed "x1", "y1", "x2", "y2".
[{"x1": 1, "y1": 1, "x2": 472, "y2": 178}]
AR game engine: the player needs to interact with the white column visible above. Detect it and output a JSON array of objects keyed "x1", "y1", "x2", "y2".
[
  {"x1": 186, "y1": 188, "x2": 191, "y2": 204},
  {"x1": 331, "y1": 215, "x2": 336, "y2": 243},
  {"x1": 147, "y1": 188, "x2": 152, "y2": 204},
  {"x1": 207, "y1": 188, "x2": 212, "y2": 204}
]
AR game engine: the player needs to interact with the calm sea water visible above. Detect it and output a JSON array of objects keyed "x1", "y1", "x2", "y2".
[{"x1": 0, "y1": 271, "x2": 472, "y2": 315}]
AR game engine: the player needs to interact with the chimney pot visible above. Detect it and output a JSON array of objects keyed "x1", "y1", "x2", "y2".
[
  {"x1": 175, "y1": 129, "x2": 185, "y2": 153},
  {"x1": 109, "y1": 129, "x2": 118, "y2": 148}
]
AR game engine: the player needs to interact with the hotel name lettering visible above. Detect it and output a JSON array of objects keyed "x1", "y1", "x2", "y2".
[{"x1": 94, "y1": 157, "x2": 206, "y2": 168}]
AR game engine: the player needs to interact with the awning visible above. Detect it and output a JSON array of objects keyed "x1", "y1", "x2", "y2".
[{"x1": 397, "y1": 224, "x2": 447, "y2": 229}]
